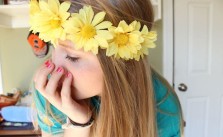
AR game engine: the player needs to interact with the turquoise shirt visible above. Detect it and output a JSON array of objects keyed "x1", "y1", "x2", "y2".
[{"x1": 34, "y1": 73, "x2": 181, "y2": 136}]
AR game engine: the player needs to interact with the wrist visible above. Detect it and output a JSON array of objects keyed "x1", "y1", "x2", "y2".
[
  {"x1": 69, "y1": 116, "x2": 94, "y2": 127},
  {"x1": 62, "y1": 115, "x2": 94, "y2": 129}
]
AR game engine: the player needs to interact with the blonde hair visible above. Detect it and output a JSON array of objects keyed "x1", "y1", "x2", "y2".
[
  {"x1": 67, "y1": 1, "x2": 156, "y2": 136},
  {"x1": 31, "y1": 0, "x2": 184, "y2": 136}
]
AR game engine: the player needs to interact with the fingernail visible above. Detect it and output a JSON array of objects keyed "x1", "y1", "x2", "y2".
[
  {"x1": 45, "y1": 60, "x2": 52, "y2": 68},
  {"x1": 66, "y1": 72, "x2": 72, "y2": 78},
  {"x1": 56, "y1": 67, "x2": 63, "y2": 73},
  {"x1": 47, "y1": 64, "x2": 52, "y2": 68},
  {"x1": 45, "y1": 60, "x2": 50, "y2": 66}
]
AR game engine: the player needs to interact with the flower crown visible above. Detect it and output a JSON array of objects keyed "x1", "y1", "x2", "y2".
[{"x1": 29, "y1": 0, "x2": 157, "y2": 61}]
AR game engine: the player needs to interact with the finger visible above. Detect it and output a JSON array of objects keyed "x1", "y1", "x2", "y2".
[
  {"x1": 34, "y1": 59, "x2": 52, "y2": 82},
  {"x1": 45, "y1": 66, "x2": 64, "y2": 96},
  {"x1": 35, "y1": 60, "x2": 55, "y2": 94},
  {"x1": 33, "y1": 62, "x2": 45, "y2": 83},
  {"x1": 61, "y1": 72, "x2": 73, "y2": 105}
]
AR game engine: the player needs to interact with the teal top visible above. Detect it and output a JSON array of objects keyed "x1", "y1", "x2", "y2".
[{"x1": 34, "y1": 73, "x2": 181, "y2": 137}]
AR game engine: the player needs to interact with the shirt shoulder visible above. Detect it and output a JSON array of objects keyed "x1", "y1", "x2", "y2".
[{"x1": 152, "y1": 73, "x2": 181, "y2": 137}]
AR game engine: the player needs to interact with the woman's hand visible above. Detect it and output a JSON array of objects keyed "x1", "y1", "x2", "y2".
[{"x1": 34, "y1": 59, "x2": 92, "y2": 124}]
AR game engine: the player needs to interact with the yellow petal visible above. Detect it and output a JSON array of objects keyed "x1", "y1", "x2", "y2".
[
  {"x1": 29, "y1": 0, "x2": 40, "y2": 15},
  {"x1": 138, "y1": 35, "x2": 144, "y2": 43},
  {"x1": 142, "y1": 47, "x2": 149, "y2": 55},
  {"x1": 84, "y1": 39, "x2": 93, "y2": 51},
  {"x1": 37, "y1": 25, "x2": 51, "y2": 32},
  {"x1": 78, "y1": 37, "x2": 87, "y2": 49},
  {"x1": 129, "y1": 33, "x2": 140, "y2": 45},
  {"x1": 67, "y1": 27, "x2": 80, "y2": 34},
  {"x1": 59, "y1": 2, "x2": 71, "y2": 20},
  {"x1": 48, "y1": 0, "x2": 59, "y2": 14},
  {"x1": 130, "y1": 21, "x2": 141, "y2": 31},
  {"x1": 60, "y1": 31, "x2": 67, "y2": 40},
  {"x1": 54, "y1": 28, "x2": 64, "y2": 38},
  {"x1": 119, "y1": 46, "x2": 129, "y2": 58},
  {"x1": 115, "y1": 27, "x2": 124, "y2": 33},
  {"x1": 94, "y1": 35, "x2": 108, "y2": 48},
  {"x1": 59, "y1": 1, "x2": 71, "y2": 13},
  {"x1": 79, "y1": 7, "x2": 87, "y2": 24},
  {"x1": 84, "y1": 38, "x2": 98, "y2": 54},
  {"x1": 95, "y1": 21, "x2": 112, "y2": 30},
  {"x1": 91, "y1": 39, "x2": 99, "y2": 54},
  {"x1": 86, "y1": 6, "x2": 94, "y2": 24},
  {"x1": 71, "y1": 13, "x2": 79, "y2": 17},
  {"x1": 143, "y1": 40, "x2": 156, "y2": 48},
  {"x1": 118, "y1": 21, "x2": 130, "y2": 32},
  {"x1": 141, "y1": 25, "x2": 149, "y2": 34},
  {"x1": 128, "y1": 44, "x2": 139, "y2": 54},
  {"x1": 106, "y1": 42, "x2": 118, "y2": 56},
  {"x1": 134, "y1": 55, "x2": 140, "y2": 61},
  {"x1": 39, "y1": 33, "x2": 51, "y2": 42},
  {"x1": 108, "y1": 26, "x2": 115, "y2": 32},
  {"x1": 67, "y1": 17, "x2": 83, "y2": 28},
  {"x1": 96, "y1": 30, "x2": 113, "y2": 40},
  {"x1": 92, "y1": 12, "x2": 106, "y2": 26},
  {"x1": 39, "y1": 1, "x2": 49, "y2": 11},
  {"x1": 148, "y1": 31, "x2": 157, "y2": 41}
]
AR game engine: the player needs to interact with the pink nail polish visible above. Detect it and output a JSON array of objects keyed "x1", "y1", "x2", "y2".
[
  {"x1": 66, "y1": 72, "x2": 72, "y2": 78},
  {"x1": 45, "y1": 60, "x2": 50, "y2": 66},
  {"x1": 56, "y1": 67, "x2": 63, "y2": 73},
  {"x1": 47, "y1": 64, "x2": 51, "y2": 68}
]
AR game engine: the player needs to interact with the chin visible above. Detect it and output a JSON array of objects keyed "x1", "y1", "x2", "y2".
[{"x1": 70, "y1": 86, "x2": 93, "y2": 101}]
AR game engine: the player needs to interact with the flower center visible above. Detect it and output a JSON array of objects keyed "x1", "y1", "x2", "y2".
[
  {"x1": 81, "y1": 24, "x2": 96, "y2": 39},
  {"x1": 115, "y1": 33, "x2": 129, "y2": 46},
  {"x1": 50, "y1": 18, "x2": 61, "y2": 29}
]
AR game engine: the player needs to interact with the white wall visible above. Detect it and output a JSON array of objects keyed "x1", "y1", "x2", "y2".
[
  {"x1": 0, "y1": 28, "x2": 51, "y2": 93},
  {"x1": 150, "y1": 20, "x2": 163, "y2": 75}
]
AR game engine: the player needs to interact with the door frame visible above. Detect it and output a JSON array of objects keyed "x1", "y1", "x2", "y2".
[
  {"x1": 0, "y1": 61, "x2": 3, "y2": 93},
  {"x1": 162, "y1": 0, "x2": 174, "y2": 87},
  {"x1": 0, "y1": 39, "x2": 3, "y2": 93}
]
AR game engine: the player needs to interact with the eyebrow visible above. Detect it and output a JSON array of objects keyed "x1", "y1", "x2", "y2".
[
  {"x1": 58, "y1": 42, "x2": 85, "y2": 55},
  {"x1": 58, "y1": 41, "x2": 75, "y2": 50}
]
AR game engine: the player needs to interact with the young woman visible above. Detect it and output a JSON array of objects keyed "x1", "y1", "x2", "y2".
[{"x1": 30, "y1": 0, "x2": 184, "y2": 136}]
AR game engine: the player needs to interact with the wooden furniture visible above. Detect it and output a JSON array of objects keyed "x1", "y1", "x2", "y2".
[
  {"x1": 0, "y1": 129, "x2": 41, "y2": 137},
  {"x1": 0, "y1": 90, "x2": 21, "y2": 109}
]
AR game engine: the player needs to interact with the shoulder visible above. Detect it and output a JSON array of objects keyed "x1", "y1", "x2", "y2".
[
  {"x1": 151, "y1": 71, "x2": 181, "y2": 137},
  {"x1": 152, "y1": 73, "x2": 179, "y2": 113}
]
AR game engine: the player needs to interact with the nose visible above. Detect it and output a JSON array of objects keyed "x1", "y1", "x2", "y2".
[{"x1": 51, "y1": 48, "x2": 68, "y2": 78}]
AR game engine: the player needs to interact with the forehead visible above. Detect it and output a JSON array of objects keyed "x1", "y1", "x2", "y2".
[
  {"x1": 58, "y1": 39, "x2": 75, "y2": 49},
  {"x1": 57, "y1": 39, "x2": 95, "y2": 57}
]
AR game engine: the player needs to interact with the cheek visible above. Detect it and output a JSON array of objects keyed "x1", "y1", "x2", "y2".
[{"x1": 71, "y1": 65, "x2": 104, "y2": 97}]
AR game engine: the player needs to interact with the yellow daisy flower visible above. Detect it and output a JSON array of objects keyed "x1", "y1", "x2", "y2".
[
  {"x1": 64, "y1": 6, "x2": 113, "y2": 54},
  {"x1": 134, "y1": 25, "x2": 157, "y2": 61},
  {"x1": 106, "y1": 20, "x2": 144, "y2": 60},
  {"x1": 29, "y1": 0, "x2": 71, "y2": 45}
]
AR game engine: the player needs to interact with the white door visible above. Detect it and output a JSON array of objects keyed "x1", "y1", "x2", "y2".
[{"x1": 174, "y1": 0, "x2": 223, "y2": 137}]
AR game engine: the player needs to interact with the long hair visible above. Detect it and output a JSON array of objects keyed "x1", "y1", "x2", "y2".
[
  {"x1": 32, "y1": 0, "x2": 184, "y2": 137},
  {"x1": 67, "y1": 0, "x2": 157, "y2": 136}
]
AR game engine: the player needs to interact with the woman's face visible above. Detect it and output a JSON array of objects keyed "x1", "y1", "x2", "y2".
[{"x1": 51, "y1": 40, "x2": 104, "y2": 100}]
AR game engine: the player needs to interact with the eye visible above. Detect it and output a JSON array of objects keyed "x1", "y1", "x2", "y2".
[{"x1": 66, "y1": 55, "x2": 79, "y2": 63}]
